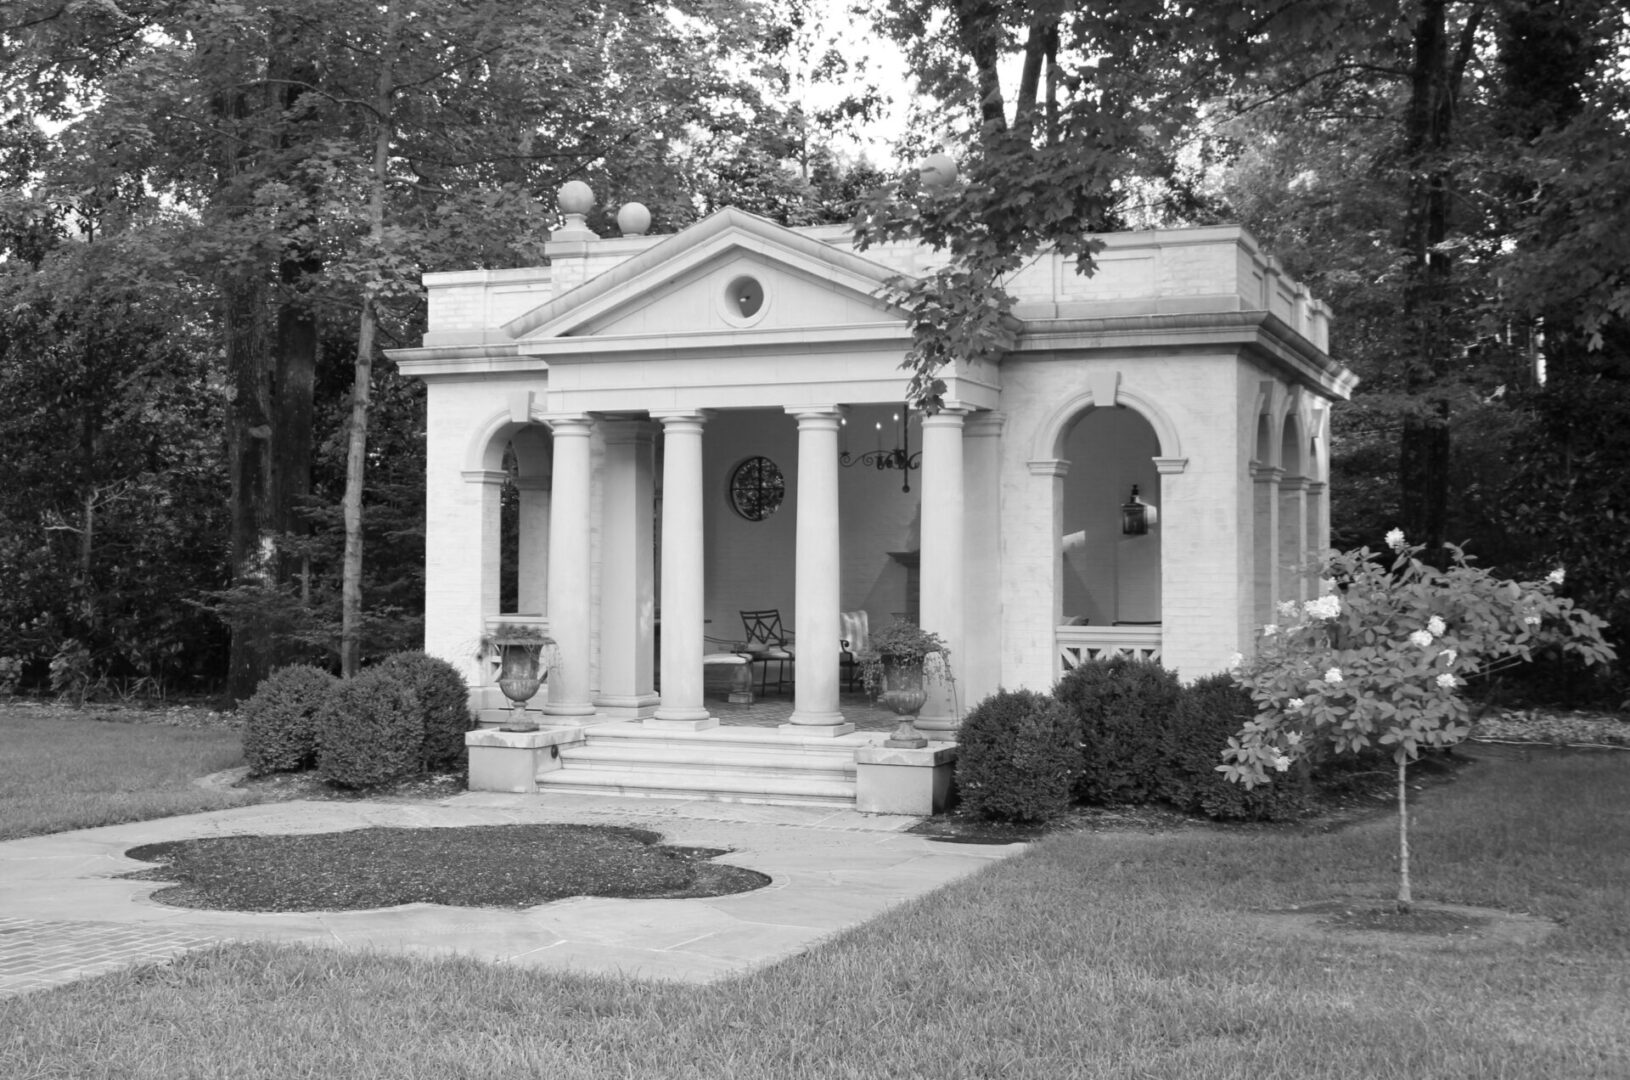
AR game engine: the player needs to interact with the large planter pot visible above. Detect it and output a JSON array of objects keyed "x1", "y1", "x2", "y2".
[
  {"x1": 494, "y1": 639, "x2": 551, "y2": 723},
  {"x1": 878, "y1": 653, "x2": 929, "y2": 749}
]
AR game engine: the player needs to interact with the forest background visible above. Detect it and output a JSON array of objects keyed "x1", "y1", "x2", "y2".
[{"x1": 1, "y1": 0, "x2": 1625, "y2": 708}]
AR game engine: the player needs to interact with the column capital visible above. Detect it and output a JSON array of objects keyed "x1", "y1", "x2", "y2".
[
  {"x1": 1252, "y1": 463, "x2": 1285, "y2": 483},
  {"x1": 460, "y1": 469, "x2": 508, "y2": 486},
  {"x1": 1279, "y1": 476, "x2": 1311, "y2": 493},
  {"x1": 651, "y1": 409, "x2": 713, "y2": 430},
  {"x1": 785, "y1": 404, "x2": 845, "y2": 423},
  {"x1": 540, "y1": 413, "x2": 594, "y2": 437},
  {"x1": 921, "y1": 409, "x2": 969, "y2": 430},
  {"x1": 1028, "y1": 458, "x2": 1069, "y2": 478},
  {"x1": 1306, "y1": 480, "x2": 1328, "y2": 493}
]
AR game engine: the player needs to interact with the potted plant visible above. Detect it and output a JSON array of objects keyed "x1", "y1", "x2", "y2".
[
  {"x1": 861, "y1": 621, "x2": 952, "y2": 748},
  {"x1": 477, "y1": 624, "x2": 558, "y2": 727}
]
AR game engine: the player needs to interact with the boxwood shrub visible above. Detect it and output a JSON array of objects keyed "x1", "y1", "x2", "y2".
[
  {"x1": 957, "y1": 689, "x2": 1082, "y2": 822},
  {"x1": 1165, "y1": 673, "x2": 1308, "y2": 821},
  {"x1": 240, "y1": 664, "x2": 338, "y2": 777},
  {"x1": 317, "y1": 669, "x2": 425, "y2": 789},
  {"x1": 376, "y1": 651, "x2": 475, "y2": 771},
  {"x1": 1055, "y1": 656, "x2": 1183, "y2": 805}
]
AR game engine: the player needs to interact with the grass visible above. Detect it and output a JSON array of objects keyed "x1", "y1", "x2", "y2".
[
  {"x1": 3, "y1": 743, "x2": 1627, "y2": 1078},
  {"x1": 0, "y1": 703, "x2": 256, "y2": 840}
]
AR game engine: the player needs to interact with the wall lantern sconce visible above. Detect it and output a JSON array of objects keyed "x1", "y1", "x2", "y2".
[
  {"x1": 839, "y1": 406, "x2": 922, "y2": 493},
  {"x1": 1121, "y1": 485, "x2": 1158, "y2": 535}
]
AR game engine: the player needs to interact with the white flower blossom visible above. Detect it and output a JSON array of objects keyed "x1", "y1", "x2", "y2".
[
  {"x1": 1226, "y1": 652, "x2": 1244, "y2": 671},
  {"x1": 1287, "y1": 697, "x2": 1305, "y2": 711},
  {"x1": 1547, "y1": 568, "x2": 1565, "y2": 585},
  {"x1": 1442, "y1": 649, "x2": 1456, "y2": 665},
  {"x1": 1409, "y1": 629, "x2": 1433, "y2": 649},
  {"x1": 1278, "y1": 600, "x2": 1299, "y2": 617},
  {"x1": 1303, "y1": 594, "x2": 1342, "y2": 620},
  {"x1": 1436, "y1": 673, "x2": 1458, "y2": 689},
  {"x1": 1385, "y1": 528, "x2": 1406, "y2": 551},
  {"x1": 1284, "y1": 731, "x2": 1303, "y2": 747},
  {"x1": 1271, "y1": 753, "x2": 1292, "y2": 773},
  {"x1": 1323, "y1": 667, "x2": 1343, "y2": 684},
  {"x1": 1427, "y1": 615, "x2": 1445, "y2": 637},
  {"x1": 1523, "y1": 615, "x2": 1542, "y2": 626},
  {"x1": 1262, "y1": 624, "x2": 1279, "y2": 637}
]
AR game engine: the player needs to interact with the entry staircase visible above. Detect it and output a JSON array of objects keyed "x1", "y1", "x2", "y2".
[{"x1": 533, "y1": 721, "x2": 881, "y2": 807}]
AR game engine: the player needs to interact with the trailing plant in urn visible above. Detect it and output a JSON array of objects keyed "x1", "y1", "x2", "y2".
[
  {"x1": 1222, "y1": 534, "x2": 1615, "y2": 911},
  {"x1": 861, "y1": 621, "x2": 952, "y2": 748}
]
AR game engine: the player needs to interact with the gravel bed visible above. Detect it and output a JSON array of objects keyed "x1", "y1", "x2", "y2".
[{"x1": 1471, "y1": 707, "x2": 1630, "y2": 749}]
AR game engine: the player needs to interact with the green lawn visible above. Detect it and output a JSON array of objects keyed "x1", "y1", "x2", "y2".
[
  {"x1": 0, "y1": 703, "x2": 256, "y2": 840},
  {"x1": 3, "y1": 743, "x2": 1627, "y2": 1079}
]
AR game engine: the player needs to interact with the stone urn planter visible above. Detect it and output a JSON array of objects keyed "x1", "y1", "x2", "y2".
[
  {"x1": 483, "y1": 627, "x2": 557, "y2": 731},
  {"x1": 862, "y1": 621, "x2": 952, "y2": 749}
]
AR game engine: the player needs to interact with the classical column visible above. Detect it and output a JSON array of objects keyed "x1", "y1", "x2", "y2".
[
  {"x1": 1279, "y1": 476, "x2": 1310, "y2": 603},
  {"x1": 916, "y1": 407, "x2": 967, "y2": 739},
  {"x1": 785, "y1": 407, "x2": 851, "y2": 734},
  {"x1": 543, "y1": 415, "x2": 596, "y2": 717},
  {"x1": 1251, "y1": 464, "x2": 1283, "y2": 629},
  {"x1": 650, "y1": 411, "x2": 716, "y2": 729},
  {"x1": 595, "y1": 420, "x2": 658, "y2": 719},
  {"x1": 961, "y1": 412, "x2": 1004, "y2": 707}
]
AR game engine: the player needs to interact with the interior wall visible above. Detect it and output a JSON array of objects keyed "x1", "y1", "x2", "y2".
[
  {"x1": 694, "y1": 404, "x2": 922, "y2": 650},
  {"x1": 1060, "y1": 407, "x2": 1162, "y2": 624}
]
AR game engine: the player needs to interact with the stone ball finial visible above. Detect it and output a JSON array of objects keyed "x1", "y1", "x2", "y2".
[
  {"x1": 558, "y1": 180, "x2": 595, "y2": 216},
  {"x1": 616, "y1": 202, "x2": 652, "y2": 236},
  {"x1": 918, "y1": 152, "x2": 957, "y2": 189}
]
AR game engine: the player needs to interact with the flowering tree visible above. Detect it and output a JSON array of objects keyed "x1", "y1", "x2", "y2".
[{"x1": 1220, "y1": 533, "x2": 1616, "y2": 911}]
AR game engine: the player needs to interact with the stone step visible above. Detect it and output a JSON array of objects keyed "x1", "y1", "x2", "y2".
[
  {"x1": 537, "y1": 766, "x2": 855, "y2": 807},
  {"x1": 580, "y1": 721, "x2": 874, "y2": 756},
  {"x1": 560, "y1": 743, "x2": 856, "y2": 782}
]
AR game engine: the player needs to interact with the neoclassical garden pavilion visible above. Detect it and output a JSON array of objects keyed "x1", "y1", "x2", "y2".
[{"x1": 387, "y1": 184, "x2": 1353, "y2": 805}]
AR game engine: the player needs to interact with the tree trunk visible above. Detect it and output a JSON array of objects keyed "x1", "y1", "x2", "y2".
[
  {"x1": 1397, "y1": 757, "x2": 1413, "y2": 912},
  {"x1": 1397, "y1": 0, "x2": 1482, "y2": 561},
  {"x1": 340, "y1": 1, "x2": 400, "y2": 677}
]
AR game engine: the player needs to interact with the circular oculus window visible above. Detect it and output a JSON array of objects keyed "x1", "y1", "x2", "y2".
[
  {"x1": 728, "y1": 456, "x2": 785, "y2": 521},
  {"x1": 724, "y1": 275, "x2": 766, "y2": 322}
]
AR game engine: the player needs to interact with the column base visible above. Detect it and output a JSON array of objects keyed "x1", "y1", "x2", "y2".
[
  {"x1": 594, "y1": 692, "x2": 660, "y2": 720},
  {"x1": 543, "y1": 702, "x2": 599, "y2": 718},
  {"x1": 779, "y1": 721, "x2": 855, "y2": 738},
  {"x1": 643, "y1": 715, "x2": 719, "y2": 732}
]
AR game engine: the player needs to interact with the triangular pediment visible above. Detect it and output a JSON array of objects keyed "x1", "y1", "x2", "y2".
[{"x1": 502, "y1": 208, "x2": 913, "y2": 346}]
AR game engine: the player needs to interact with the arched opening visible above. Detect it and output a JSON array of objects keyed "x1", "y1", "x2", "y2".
[
  {"x1": 1060, "y1": 406, "x2": 1162, "y2": 627},
  {"x1": 489, "y1": 423, "x2": 551, "y2": 618}
]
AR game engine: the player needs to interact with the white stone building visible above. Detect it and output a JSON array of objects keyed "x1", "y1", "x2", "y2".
[{"x1": 388, "y1": 188, "x2": 1354, "y2": 809}]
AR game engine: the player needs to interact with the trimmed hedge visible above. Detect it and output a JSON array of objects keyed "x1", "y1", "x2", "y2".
[
  {"x1": 1164, "y1": 673, "x2": 1308, "y2": 821},
  {"x1": 317, "y1": 670, "x2": 425, "y2": 789},
  {"x1": 957, "y1": 689, "x2": 1082, "y2": 822},
  {"x1": 240, "y1": 665, "x2": 338, "y2": 777},
  {"x1": 377, "y1": 651, "x2": 474, "y2": 771},
  {"x1": 1055, "y1": 656, "x2": 1183, "y2": 805}
]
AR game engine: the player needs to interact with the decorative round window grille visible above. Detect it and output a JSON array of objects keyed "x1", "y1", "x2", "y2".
[{"x1": 728, "y1": 456, "x2": 785, "y2": 521}]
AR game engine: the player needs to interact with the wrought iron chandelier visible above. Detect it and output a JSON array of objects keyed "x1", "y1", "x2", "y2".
[{"x1": 840, "y1": 406, "x2": 922, "y2": 493}]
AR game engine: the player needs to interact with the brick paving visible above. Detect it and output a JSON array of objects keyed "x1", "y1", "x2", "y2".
[{"x1": 0, "y1": 916, "x2": 218, "y2": 998}]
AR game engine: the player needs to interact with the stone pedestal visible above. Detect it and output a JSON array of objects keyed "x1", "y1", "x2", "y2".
[
  {"x1": 466, "y1": 726, "x2": 584, "y2": 793},
  {"x1": 855, "y1": 743, "x2": 957, "y2": 815}
]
